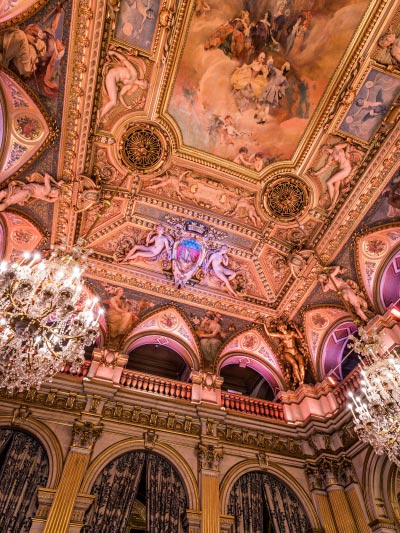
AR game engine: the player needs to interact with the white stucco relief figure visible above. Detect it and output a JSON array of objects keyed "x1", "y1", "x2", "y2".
[
  {"x1": 144, "y1": 169, "x2": 191, "y2": 200},
  {"x1": 286, "y1": 238, "x2": 314, "y2": 278},
  {"x1": 318, "y1": 265, "x2": 371, "y2": 322},
  {"x1": 144, "y1": 169, "x2": 261, "y2": 227},
  {"x1": 226, "y1": 193, "x2": 261, "y2": 227},
  {"x1": 120, "y1": 225, "x2": 172, "y2": 264},
  {"x1": 203, "y1": 245, "x2": 237, "y2": 297},
  {"x1": 0, "y1": 173, "x2": 64, "y2": 211},
  {"x1": 309, "y1": 141, "x2": 363, "y2": 210},
  {"x1": 100, "y1": 50, "x2": 148, "y2": 119}
]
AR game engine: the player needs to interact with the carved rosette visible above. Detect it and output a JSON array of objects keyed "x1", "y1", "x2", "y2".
[
  {"x1": 263, "y1": 176, "x2": 310, "y2": 221},
  {"x1": 71, "y1": 420, "x2": 103, "y2": 450},
  {"x1": 119, "y1": 122, "x2": 170, "y2": 174}
]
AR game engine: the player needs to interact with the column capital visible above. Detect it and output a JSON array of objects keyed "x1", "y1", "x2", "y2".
[
  {"x1": 306, "y1": 456, "x2": 356, "y2": 490},
  {"x1": 71, "y1": 419, "x2": 103, "y2": 451},
  {"x1": 198, "y1": 442, "x2": 223, "y2": 472}
]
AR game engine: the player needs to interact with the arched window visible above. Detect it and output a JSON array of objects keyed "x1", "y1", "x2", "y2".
[
  {"x1": 221, "y1": 364, "x2": 276, "y2": 401},
  {"x1": 83, "y1": 451, "x2": 188, "y2": 532},
  {"x1": 0, "y1": 428, "x2": 49, "y2": 531},
  {"x1": 228, "y1": 471, "x2": 311, "y2": 533},
  {"x1": 128, "y1": 343, "x2": 191, "y2": 381}
]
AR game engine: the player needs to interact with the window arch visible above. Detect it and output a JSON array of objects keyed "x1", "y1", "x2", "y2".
[
  {"x1": 0, "y1": 427, "x2": 49, "y2": 531},
  {"x1": 228, "y1": 470, "x2": 311, "y2": 533},
  {"x1": 83, "y1": 450, "x2": 188, "y2": 533}
]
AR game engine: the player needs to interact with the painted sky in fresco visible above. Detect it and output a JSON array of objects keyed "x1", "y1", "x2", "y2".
[{"x1": 169, "y1": 0, "x2": 369, "y2": 169}]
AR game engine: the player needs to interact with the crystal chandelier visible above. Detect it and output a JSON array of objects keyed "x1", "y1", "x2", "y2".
[
  {"x1": 348, "y1": 327, "x2": 400, "y2": 467},
  {"x1": 0, "y1": 240, "x2": 103, "y2": 392}
]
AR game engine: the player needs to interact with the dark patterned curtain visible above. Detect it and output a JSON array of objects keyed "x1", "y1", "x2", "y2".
[
  {"x1": 0, "y1": 428, "x2": 49, "y2": 532},
  {"x1": 229, "y1": 472, "x2": 264, "y2": 533},
  {"x1": 85, "y1": 450, "x2": 145, "y2": 533},
  {"x1": 146, "y1": 452, "x2": 188, "y2": 533},
  {"x1": 229, "y1": 471, "x2": 311, "y2": 533}
]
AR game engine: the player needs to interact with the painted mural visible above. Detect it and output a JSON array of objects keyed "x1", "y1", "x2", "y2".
[
  {"x1": 0, "y1": 1, "x2": 67, "y2": 100},
  {"x1": 93, "y1": 280, "x2": 249, "y2": 355},
  {"x1": 115, "y1": 0, "x2": 161, "y2": 51},
  {"x1": 169, "y1": 0, "x2": 369, "y2": 168},
  {"x1": 339, "y1": 69, "x2": 400, "y2": 142}
]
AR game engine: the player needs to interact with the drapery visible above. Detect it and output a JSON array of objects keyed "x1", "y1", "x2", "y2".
[
  {"x1": 229, "y1": 471, "x2": 311, "y2": 533},
  {"x1": 85, "y1": 450, "x2": 145, "y2": 533},
  {"x1": 84, "y1": 451, "x2": 187, "y2": 533},
  {"x1": 0, "y1": 428, "x2": 49, "y2": 532},
  {"x1": 146, "y1": 452, "x2": 187, "y2": 533}
]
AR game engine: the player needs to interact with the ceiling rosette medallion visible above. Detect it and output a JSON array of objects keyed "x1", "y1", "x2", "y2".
[
  {"x1": 262, "y1": 175, "x2": 310, "y2": 222},
  {"x1": 119, "y1": 122, "x2": 171, "y2": 174},
  {"x1": 0, "y1": 69, "x2": 55, "y2": 183}
]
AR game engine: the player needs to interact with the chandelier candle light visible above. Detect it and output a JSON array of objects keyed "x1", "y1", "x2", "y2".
[
  {"x1": 348, "y1": 327, "x2": 400, "y2": 467},
  {"x1": 0, "y1": 240, "x2": 103, "y2": 392}
]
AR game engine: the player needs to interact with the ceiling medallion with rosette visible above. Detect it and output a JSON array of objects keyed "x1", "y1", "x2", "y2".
[
  {"x1": 263, "y1": 176, "x2": 310, "y2": 221},
  {"x1": 119, "y1": 122, "x2": 169, "y2": 173}
]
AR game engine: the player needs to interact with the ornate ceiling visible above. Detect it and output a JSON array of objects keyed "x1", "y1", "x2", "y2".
[{"x1": 1, "y1": 0, "x2": 400, "y2": 388}]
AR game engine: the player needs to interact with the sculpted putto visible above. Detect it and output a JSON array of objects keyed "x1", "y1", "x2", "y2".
[{"x1": 0, "y1": 173, "x2": 64, "y2": 211}]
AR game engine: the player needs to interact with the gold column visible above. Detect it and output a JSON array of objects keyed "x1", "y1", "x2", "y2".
[
  {"x1": 201, "y1": 472, "x2": 220, "y2": 533},
  {"x1": 198, "y1": 442, "x2": 223, "y2": 533},
  {"x1": 345, "y1": 486, "x2": 370, "y2": 533},
  {"x1": 44, "y1": 419, "x2": 102, "y2": 533},
  {"x1": 327, "y1": 486, "x2": 358, "y2": 532},
  {"x1": 314, "y1": 492, "x2": 336, "y2": 533}
]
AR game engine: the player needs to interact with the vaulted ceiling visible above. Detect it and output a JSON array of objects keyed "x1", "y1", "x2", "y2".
[{"x1": 1, "y1": 0, "x2": 400, "y2": 388}]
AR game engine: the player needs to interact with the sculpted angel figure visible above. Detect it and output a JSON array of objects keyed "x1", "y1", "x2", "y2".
[
  {"x1": 227, "y1": 193, "x2": 261, "y2": 226},
  {"x1": 264, "y1": 320, "x2": 306, "y2": 386},
  {"x1": 309, "y1": 141, "x2": 362, "y2": 210},
  {"x1": 121, "y1": 225, "x2": 172, "y2": 264},
  {"x1": 100, "y1": 50, "x2": 148, "y2": 119},
  {"x1": 203, "y1": 245, "x2": 237, "y2": 297},
  {"x1": 318, "y1": 265, "x2": 370, "y2": 322},
  {"x1": 0, "y1": 173, "x2": 63, "y2": 211},
  {"x1": 144, "y1": 169, "x2": 191, "y2": 199}
]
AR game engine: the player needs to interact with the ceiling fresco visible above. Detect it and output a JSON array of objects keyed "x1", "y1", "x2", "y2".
[
  {"x1": 168, "y1": 0, "x2": 370, "y2": 169},
  {"x1": 1, "y1": 0, "x2": 400, "y2": 388}
]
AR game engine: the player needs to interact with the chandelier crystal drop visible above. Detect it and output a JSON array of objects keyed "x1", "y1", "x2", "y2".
[
  {"x1": 0, "y1": 240, "x2": 103, "y2": 392},
  {"x1": 348, "y1": 327, "x2": 400, "y2": 467}
]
